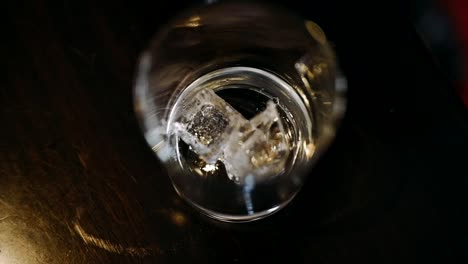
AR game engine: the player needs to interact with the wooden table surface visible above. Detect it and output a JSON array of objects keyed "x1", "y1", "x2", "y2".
[{"x1": 2, "y1": 0, "x2": 468, "y2": 263}]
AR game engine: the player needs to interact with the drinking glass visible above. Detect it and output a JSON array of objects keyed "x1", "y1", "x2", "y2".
[{"x1": 134, "y1": 1, "x2": 346, "y2": 222}]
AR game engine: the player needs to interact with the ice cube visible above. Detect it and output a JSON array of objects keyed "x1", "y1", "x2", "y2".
[
  {"x1": 222, "y1": 101, "x2": 289, "y2": 182},
  {"x1": 174, "y1": 88, "x2": 248, "y2": 163}
]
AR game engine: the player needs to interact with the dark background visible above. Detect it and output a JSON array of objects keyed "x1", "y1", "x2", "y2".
[{"x1": 2, "y1": 0, "x2": 468, "y2": 263}]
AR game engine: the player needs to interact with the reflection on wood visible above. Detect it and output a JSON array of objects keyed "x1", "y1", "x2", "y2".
[{"x1": 73, "y1": 221, "x2": 161, "y2": 257}]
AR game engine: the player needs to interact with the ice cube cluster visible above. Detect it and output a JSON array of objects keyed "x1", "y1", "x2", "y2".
[{"x1": 173, "y1": 88, "x2": 290, "y2": 183}]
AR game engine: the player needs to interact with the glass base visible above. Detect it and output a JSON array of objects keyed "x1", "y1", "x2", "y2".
[
  {"x1": 166, "y1": 67, "x2": 310, "y2": 220},
  {"x1": 173, "y1": 184, "x2": 297, "y2": 222}
]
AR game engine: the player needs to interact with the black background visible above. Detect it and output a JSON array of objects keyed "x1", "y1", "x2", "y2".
[{"x1": 2, "y1": 0, "x2": 468, "y2": 263}]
